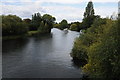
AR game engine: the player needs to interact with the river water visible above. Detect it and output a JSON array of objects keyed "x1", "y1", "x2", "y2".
[{"x1": 2, "y1": 28, "x2": 83, "y2": 78}]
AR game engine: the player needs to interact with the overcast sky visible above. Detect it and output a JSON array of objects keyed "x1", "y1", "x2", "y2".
[{"x1": 1, "y1": 0, "x2": 118, "y2": 23}]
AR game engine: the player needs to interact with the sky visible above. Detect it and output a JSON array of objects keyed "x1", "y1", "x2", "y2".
[{"x1": 0, "y1": 0, "x2": 118, "y2": 23}]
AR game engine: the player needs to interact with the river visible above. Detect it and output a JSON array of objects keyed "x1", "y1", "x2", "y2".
[{"x1": 2, "y1": 28, "x2": 83, "y2": 78}]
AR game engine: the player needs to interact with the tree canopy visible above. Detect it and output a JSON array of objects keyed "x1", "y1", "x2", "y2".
[
  {"x1": 2, "y1": 13, "x2": 56, "y2": 37},
  {"x1": 69, "y1": 24, "x2": 78, "y2": 31},
  {"x1": 71, "y1": 16, "x2": 120, "y2": 78},
  {"x1": 38, "y1": 14, "x2": 56, "y2": 33},
  {"x1": 30, "y1": 12, "x2": 42, "y2": 31},
  {"x1": 58, "y1": 19, "x2": 68, "y2": 30},
  {"x1": 2, "y1": 15, "x2": 28, "y2": 36}
]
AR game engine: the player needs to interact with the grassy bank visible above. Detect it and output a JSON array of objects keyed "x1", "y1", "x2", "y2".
[
  {"x1": 27, "y1": 31, "x2": 39, "y2": 36},
  {"x1": 2, "y1": 31, "x2": 39, "y2": 40}
]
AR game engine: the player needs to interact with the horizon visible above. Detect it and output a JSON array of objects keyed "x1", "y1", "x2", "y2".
[{"x1": 1, "y1": 0, "x2": 118, "y2": 23}]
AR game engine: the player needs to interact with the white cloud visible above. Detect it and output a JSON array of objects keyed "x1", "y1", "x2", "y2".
[
  {"x1": 92, "y1": 0, "x2": 118, "y2": 3},
  {"x1": 1, "y1": 0, "x2": 118, "y2": 22},
  {"x1": 1, "y1": 0, "x2": 118, "y2": 3},
  {"x1": 1, "y1": 1, "x2": 85, "y2": 22},
  {"x1": 43, "y1": 6, "x2": 84, "y2": 22},
  {"x1": 95, "y1": 7, "x2": 118, "y2": 18},
  {"x1": 1, "y1": 2, "x2": 45, "y2": 18}
]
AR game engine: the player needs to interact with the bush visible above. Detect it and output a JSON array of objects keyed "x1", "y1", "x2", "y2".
[
  {"x1": 71, "y1": 18, "x2": 120, "y2": 78},
  {"x1": 2, "y1": 15, "x2": 28, "y2": 36},
  {"x1": 83, "y1": 20, "x2": 120, "y2": 78},
  {"x1": 70, "y1": 24, "x2": 78, "y2": 31}
]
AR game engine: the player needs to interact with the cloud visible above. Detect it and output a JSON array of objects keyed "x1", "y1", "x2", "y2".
[
  {"x1": 1, "y1": 0, "x2": 118, "y2": 22},
  {"x1": 1, "y1": 2, "x2": 46, "y2": 18},
  {"x1": 95, "y1": 7, "x2": 118, "y2": 18},
  {"x1": 1, "y1": 0, "x2": 118, "y2": 3},
  {"x1": 43, "y1": 6, "x2": 84, "y2": 22},
  {"x1": 1, "y1": 1, "x2": 85, "y2": 22}
]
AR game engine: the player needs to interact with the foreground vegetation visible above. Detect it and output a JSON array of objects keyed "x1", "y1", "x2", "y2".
[
  {"x1": 71, "y1": 1, "x2": 120, "y2": 79},
  {"x1": 71, "y1": 18, "x2": 120, "y2": 78}
]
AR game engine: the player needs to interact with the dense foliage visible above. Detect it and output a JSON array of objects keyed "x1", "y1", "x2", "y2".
[
  {"x1": 69, "y1": 24, "x2": 78, "y2": 31},
  {"x1": 38, "y1": 14, "x2": 56, "y2": 33},
  {"x1": 71, "y1": 17, "x2": 120, "y2": 78},
  {"x1": 30, "y1": 13, "x2": 42, "y2": 31},
  {"x1": 69, "y1": 22, "x2": 83, "y2": 32},
  {"x1": 2, "y1": 13, "x2": 56, "y2": 37},
  {"x1": 2, "y1": 15, "x2": 28, "y2": 36},
  {"x1": 83, "y1": 19, "x2": 120, "y2": 78},
  {"x1": 30, "y1": 13, "x2": 56, "y2": 33},
  {"x1": 54, "y1": 19, "x2": 68, "y2": 30},
  {"x1": 71, "y1": 1, "x2": 120, "y2": 78}
]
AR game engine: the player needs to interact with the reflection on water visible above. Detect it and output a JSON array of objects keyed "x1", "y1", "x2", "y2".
[
  {"x1": 2, "y1": 38, "x2": 29, "y2": 53},
  {"x1": 2, "y1": 28, "x2": 83, "y2": 78}
]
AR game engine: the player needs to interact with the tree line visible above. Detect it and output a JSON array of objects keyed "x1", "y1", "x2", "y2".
[
  {"x1": 70, "y1": 1, "x2": 120, "y2": 79},
  {"x1": 53, "y1": 2, "x2": 97, "y2": 32},
  {"x1": 1, "y1": 3, "x2": 97, "y2": 38},
  {"x1": 1, "y1": 13, "x2": 56, "y2": 36},
  {"x1": 1, "y1": 0, "x2": 119, "y2": 78}
]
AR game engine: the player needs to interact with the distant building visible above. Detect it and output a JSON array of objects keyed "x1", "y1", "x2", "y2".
[{"x1": 118, "y1": 1, "x2": 120, "y2": 18}]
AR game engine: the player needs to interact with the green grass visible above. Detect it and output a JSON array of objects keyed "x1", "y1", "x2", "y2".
[
  {"x1": 28, "y1": 31, "x2": 39, "y2": 36},
  {"x1": 2, "y1": 31, "x2": 39, "y2": 40}
]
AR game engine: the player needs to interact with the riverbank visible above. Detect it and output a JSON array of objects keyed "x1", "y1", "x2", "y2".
[
  {"x1": 2, "y1": 35, "x2": 24, "y2": 40},
  {"x1": 2, "y1": 31, "x2": 40, "y2": 40},
  {"x1": 2, "y1": 28, "x2": 79, "y2": 40}
]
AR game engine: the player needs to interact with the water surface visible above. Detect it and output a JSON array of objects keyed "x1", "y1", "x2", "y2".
[{"x1": 2, "y1": 28, "x2": 83, "y2": 78}]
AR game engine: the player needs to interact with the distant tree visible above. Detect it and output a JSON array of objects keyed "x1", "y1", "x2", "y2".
[
  {"x1": 42, "y1": 14, "x2": 56, "y2": 28},
  {"x1": 32, "y1": 12, "x2": 42, "y2": 22},
  {"x1": 70, "y1": 24, "x2": 78, "y2": 31},
  {"x1": 23, "y1": 18, "x2": 31, "y2": 23},
  {"x1": 23, "y1": 18, "x2": 31, "y2": 30},
  {"x1": 38, "y1": 21, "x2": 44, "y2": 33},
  {"x1": 31, "y1": 12, "x2": 42, "y2": 30},
  {"x1": 70, "y1": 22, "x2": 82, "y2": 31},
  {"x1": 59, "y1": 19, "x2": 68, "y2": 30},
  {"x1": 54, "y1": 23, "x2": 60, "y2": 28},
  {"x1": 38, "y1": 14, "x2": 56, "y2": 33},
  {"x1": 2, "y1": 13, "x2": 56, "y2": 36}
]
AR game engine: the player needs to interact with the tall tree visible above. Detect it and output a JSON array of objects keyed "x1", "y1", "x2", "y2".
[
  {"x1": 30, "y1": 12, "x2": 42, "y2": 30},
  {"x1": 38, "y1": 14, "x2": 56, "y2": 33},
  {"x1": 82, "y1": 1, "x2": 95, "y2": 29},
  {"x1": 84, "y1": 1, "x2": 95, "y2": 18}
]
